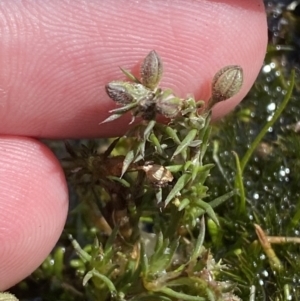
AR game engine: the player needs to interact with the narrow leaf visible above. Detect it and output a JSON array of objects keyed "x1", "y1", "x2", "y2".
[
  {"x1": 165, "y1": 165, "x2": 184, "y2": 173},
  {"x1": 121, "y1": 150, "x2": 135, "y2": 177},
  {"x1": 107, "y1": 176, "x2": 131, "y2": 187},
  {"x1": 191, "y1": 163, "x2": 215, "y2": 182},
  {"x1": 183, "y1": 161, "x2": 192, "y2": 171},
  {"x1": 208, "y1": 189, "x2": 237, "y2": 209},
  {"x1": 189, "y1": 140, "x2": 202, "y2": 147},
  {"x1": 199, "y1": 126, "x2": 212, "y2": 163},
  {"x1": 109, "y1": 102, "x2": 138, "y2": 114},
  {"x1": 144, "y1": 119, "x2": 156, "y2": 140},
  {"x1": 165, "y1": 174, "x2": 191, "y2": 206},
  {"x1": 120, "y1": 67, "x2": 141, "y2": 83},
  {"x1": 69, "y1": 235, "x2": 92, "y2": 262},
  {"x1": 178, "y1": 198, "x2": 190, "y2": 211},
  {"x1": 191, "y1": 216, "x2": 205, "y2": 261},
  {"x1": 138, "y1": 140, "x2": 146, "y2": 158},
  {"x1": 104, "y1": 226, "x2": 119, "y2": 255},
  {"x1": 164, "y1": 126, "x2": 181, "y2": 144},
  {"x1": 233, "y1": 151, "x2": 246, "y2": 215},
  {"x1": 240, "y1": 69, "x2": 295, "y2": 172},
  {"x1": 149, "y1": 133, "x2": 163, "y2": 155},
  {"x1": 154, "y1": 232, "x2": 164, "y2": 254},
  {"x1": 195, "y1": 199, "x2": 219, "y2": 226},
  {"x1": 163, "y1": 239, "x2": 180, "y2": 269},
  {"x1": 83, "y1": 269, "x2": 117, "y2": 294},
  {"x1": 159, "y1": 287, "x2": 205, "y2": 301},
  {"x1": 100, "y1": 113, "x2": 122, "y2": 124},
  {"x1": 172, "y1": 129, "x2": 197, "y2": 158},
  {"x1": 140, "y1": 242, "x2": 149, "y2": 276},
  {"x1": 207, "y1": 218, "x2": 223, "y2": 247}
]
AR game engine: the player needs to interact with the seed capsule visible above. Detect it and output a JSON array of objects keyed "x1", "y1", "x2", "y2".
[
  {"x1": 140, "y1": 50, "x2": 163, "y2": 90},
  {"x1": 211, "y1": 65, "x2": 243, "y2": 103}
]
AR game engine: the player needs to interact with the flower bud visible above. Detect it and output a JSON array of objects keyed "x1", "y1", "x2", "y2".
[
  {"x1": 211, "y1": 65, "x2": 243, "y2": 103},
  {"x1": 106, "y1": 82, "x2": 153, "y2": 105},
  {"x1": 140, "y1": 50, "x2": 163, "y2": 90},
  {"x1": 105, "y1": 81, "x2": 135, "y2": 104},
  {"x1": 156, "y1": 97, "x2": 182, "y2": 118}
]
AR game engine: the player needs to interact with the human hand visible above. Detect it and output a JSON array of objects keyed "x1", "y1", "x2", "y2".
[{"x1": 0, "y1": 0, "x2": 267, "y2": 290}]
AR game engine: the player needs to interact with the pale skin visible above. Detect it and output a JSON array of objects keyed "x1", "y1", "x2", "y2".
[{"x1": 0, "y1": 0, "x2": 267, "y2": 290}]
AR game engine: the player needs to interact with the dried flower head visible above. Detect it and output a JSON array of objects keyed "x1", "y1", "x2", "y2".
[{"x1": 138, "y1": 164, "x2": 173, "y2": 187}]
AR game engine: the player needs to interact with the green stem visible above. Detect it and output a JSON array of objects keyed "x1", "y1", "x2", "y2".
[
  {"x1": 233, "y1": 151, "x2": 246, "y2": 214},
  {"x1": 240, "y1": 70, "x2": 295, "y2": 172}
]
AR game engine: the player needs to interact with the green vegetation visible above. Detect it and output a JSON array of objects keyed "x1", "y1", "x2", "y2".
[{"x1": 6, "y1": 3, "x2": 300, "y2": 301}]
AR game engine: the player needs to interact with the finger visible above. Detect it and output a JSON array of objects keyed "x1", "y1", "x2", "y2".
[
  {"x1": 0, "y1": 0, "x2": 267, "y2": 138},
  {"x1": 0, "y1": 137, "x2": 68, "y2": 290}
]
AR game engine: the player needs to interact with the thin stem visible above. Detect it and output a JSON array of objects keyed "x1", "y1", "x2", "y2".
[
  {"x1": 240, "y1": 70, "x2": 295, "y2": 172},
  {"x1": 267, "y1": 236, "x2": 300, "y2": 244},
  {"x1": 233, "y1": 151, "x2": 246, "y2": 214}
]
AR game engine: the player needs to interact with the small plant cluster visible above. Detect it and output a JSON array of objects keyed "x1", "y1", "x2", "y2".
[
  {"x1": 62, "y1": 50, "x2": 244, "y2": 301},
  {"x1": 2, "y1": 15, "x2": 299, "y2": 298}
]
